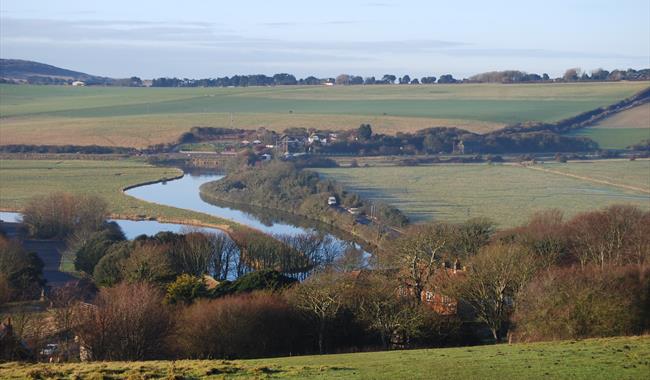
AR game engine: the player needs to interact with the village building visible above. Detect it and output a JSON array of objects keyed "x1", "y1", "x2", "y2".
[{"x1": 452, "y1": 139, "x2": 465, "y2": 154}]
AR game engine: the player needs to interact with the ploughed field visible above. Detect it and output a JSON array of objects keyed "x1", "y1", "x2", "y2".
[
  {"x1": 0, "y1": 159, "x2": 234, "y2": 229},
  {"x1": 1, "y1": 335, "x2": 647, "y2": 379},
  {"x1": 1, "y1": 82, "x2": 647, "y2": 148},
  {"x1": 315, "y1": 160, "x2": 650, "y2": 227}
]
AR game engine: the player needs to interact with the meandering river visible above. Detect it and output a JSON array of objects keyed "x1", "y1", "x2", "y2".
[{"x1": 3, "y1": 173, "x2": 365, "y2": 254}]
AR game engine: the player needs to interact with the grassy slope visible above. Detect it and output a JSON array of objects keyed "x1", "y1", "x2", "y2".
[
  {"x1": 1, "y1": 82, "x2": 647, "y2": 148},
  {"x1": 1, "y1": 335, "x2": 648, "y2": 379},
  {"x1": 315, "y1": 161, "x2": 650, "y2": 227},
  {"x1": 0, "y1": 160, "x2": 237, "y2": 230},
  {"x1": 567, "y1": 103, "x2": 650, "y2": 149}
]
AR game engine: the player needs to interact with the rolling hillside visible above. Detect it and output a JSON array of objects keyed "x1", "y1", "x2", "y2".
[
  {"x1": 0, "y1": 59, "x2": 112, "y2": 84},
  {"x1": 1, "y1": 81, "x2": 647, "y2": 148}
]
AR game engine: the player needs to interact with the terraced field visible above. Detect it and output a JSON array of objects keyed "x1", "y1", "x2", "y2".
[
  {"x1": 316, "y1": 160, "x2": 650, "y2": 227},
  {"x1": 1, "y1": 82, "x2": 647, "y2": 147}
]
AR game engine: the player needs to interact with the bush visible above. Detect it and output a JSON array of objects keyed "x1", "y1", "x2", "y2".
[
  {"x1": 165, "y1": 274, "x2": 207, "y2": 305},
  {"x1": 92, "y1": 241, "x2": 133, "y2": 287},
  {"x1": 512, "y1": 265, "x2": 649, "y2": 342},
  {"x1": 211, "y1": 270, "x2": 297, "y2": 298},
  {"x1": 73, "y1": 223, "x2": 125, "y2": 274},
  {"x1": 175, "y1": 293, "x2": 306, "y2": 359},
  {"x1": 0, "y1": 236, "x2": 44, "y2": 301},
  {"x1": 74, "y1": 282, "x2": 173, "y2": 360},
  {"x1": 22, "y1": 193, "x2": 108, "y2": 239}
]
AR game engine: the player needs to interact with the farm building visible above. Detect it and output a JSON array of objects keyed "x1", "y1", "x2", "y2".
[{"x1": 348, "y1": 265, "x2": 464, "y2": 316}]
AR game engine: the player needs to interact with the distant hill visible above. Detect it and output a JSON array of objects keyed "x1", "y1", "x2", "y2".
[{"x1": 0, "y1": 59, "x2": 115, "y2": 85}]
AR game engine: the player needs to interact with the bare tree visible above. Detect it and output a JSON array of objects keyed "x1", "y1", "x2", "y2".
[
  {"x1": 448, "y1": 242, "x2": 536, "y2": 342},
  {"x1": 287, "y1": 270, "x2": 349, "y2": 353},
  {"x1": 123, "y1": 243, "x2": 175, "y2": 284},
  {"x1": 209, "y1": 233, "x2": 239, "y2": 280},
  {"x1": 74, "y1": 282, "x2": 173, "y2": 360},
  {"x1": 388, "y1": 224, "x2": 450, "y2": 304},
  {"x1": 173, "y1": 231, "x2": 214, "y2": 276},
  {"x1": 568, "y1": 205, "x2": 646, "y2": 269},
  {"x1": 563, "y1": 67, "x2": 581, "y2": 81},
  {"x1": 353, "y1": 272, "x2": 424, "y2": 348},
  {"x1": 22, "y1": 193, "x2": 108, "y2": 239}
]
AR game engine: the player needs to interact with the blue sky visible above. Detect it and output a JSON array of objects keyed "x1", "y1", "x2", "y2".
[{"x1": 1, "y1": 0, "x2": 649, "y2": 78}]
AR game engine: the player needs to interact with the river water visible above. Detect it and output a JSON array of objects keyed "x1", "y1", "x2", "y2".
[
  {"x1": 125, "y1": 174, "x2": 306, "y2": 235},
  {"x1": 3, "y1": 174, "x2": 364, "y2": 253}
]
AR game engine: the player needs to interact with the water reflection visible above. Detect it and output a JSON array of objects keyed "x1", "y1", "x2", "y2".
[
  {"x1": 126, "y1": 173, "x2": 371, "y2": 256},
  {"x1": 3, "y1": 173, "x2": 370, "y2": 257},
  {"x1": 0, "y1": 211, "x2": 224, "y2": 240},
  {"x1": 126, "y1": 175, "x2": 305, "y2": 235},
  {"x1": 108, "y1": 219, "x2": 224, "y2": 240}
]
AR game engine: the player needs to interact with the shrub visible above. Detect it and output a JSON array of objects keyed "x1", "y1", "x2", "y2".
[
  {"x1": 175, "y1": 293, "x2": 306, "y2": 359},
  {"x1": 211, "y1": 270, "x2": 297, "y2": 298},
  {"x1": 122, "y1": 243, "x2": 177, "y2": 284},
  {"x1": 512, "y1": 265, "x2": 649, "y2": 342},
  {"x1": 22, "y1": 193, "x2": 108, "y2": 239},
  {"x1": 92, "y1": 241, "x2": 133, "y2": 287},
  {"x1": 73, "y1": 222, "x2": 125, "y2": 274},
  {"x1": 165, "y1": 274, "x2": 207, "y2": 305},
  {"x1": 0, "y1": 236, "x2": 44, "y2": 301},
  {"x1": 74, "y1": 282, "x2": 173, "y2": 360}
]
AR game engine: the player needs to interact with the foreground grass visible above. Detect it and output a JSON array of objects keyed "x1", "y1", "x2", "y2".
[
  {"x1": 1, "y1": 336, "x2": 648, "y2": 379},
  {"x1": 1, "y1": 82, "x2": 647, "y2": 147},
  {"x1": 0, "y1": 159, "x2": 237, "y2": 230},
  {"x1": 315, "y1": 160, "x2": 650, "y2": 227}
]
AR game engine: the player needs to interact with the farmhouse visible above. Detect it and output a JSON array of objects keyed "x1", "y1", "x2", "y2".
[
  {"x1": 423, "y1": 261, "x2": 466, "y2": 315},
  {"x1": 349, "y1": 264, "x2": 464, "y2": 316},
  {"x1": 278, "y1": 134, "x2": 306, "y2": 154}
]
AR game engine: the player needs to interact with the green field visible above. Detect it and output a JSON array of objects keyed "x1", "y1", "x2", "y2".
[
  {"x1": 316, "y1": 160, "x2": 650, "y2": 227},
  {"x1": 1, "y1": 82, "x2": 647, "y2": 148},
  {"x1": 567, "y1": 104, "x2": 650, "y2": 149},
  {"x1": 1, "y1": 335, "x2": 647, "y2": 379},
  {"x1": 0, "y1": 160, "x2": 236, "y2": 230},
  {"x1": 569, "y1": 128, "x2": 649, "y2": 149}
]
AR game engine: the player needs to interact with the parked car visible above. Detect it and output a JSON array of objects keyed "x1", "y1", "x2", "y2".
[
  {"x1": 40, "y1": 343, "x2": 58, "y2": 357},
  {"x1": 327, "y1": 196, "x2": 337, "y2": 206}
]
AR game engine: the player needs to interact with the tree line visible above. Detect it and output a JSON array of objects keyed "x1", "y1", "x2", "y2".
[
  {"x1": 200, "y1": 160, "x2": 409, "y2": 229},
  {"x1": 149, "y1": 68, "x2": 650, "y2": 87}
]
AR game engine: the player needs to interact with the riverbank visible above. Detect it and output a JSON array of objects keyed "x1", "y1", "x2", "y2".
[
  {"x1": 197, "y1": 193, "x2": 381, "y2": 252},
  {"x1": 0, "y1": 159, "x2": 244, "y2": 233},
  {"x1": 198, "y1": 162, "x2": 406, "y2": 249}
]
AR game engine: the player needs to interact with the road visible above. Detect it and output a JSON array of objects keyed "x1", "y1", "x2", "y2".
[{"x1": 1, "y1": 222, "x2": 76, "y2": 287}]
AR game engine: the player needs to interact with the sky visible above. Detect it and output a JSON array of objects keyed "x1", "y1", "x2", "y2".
[{"x1": 1, "y1": 0, "x2": 649, "y2": 79}]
